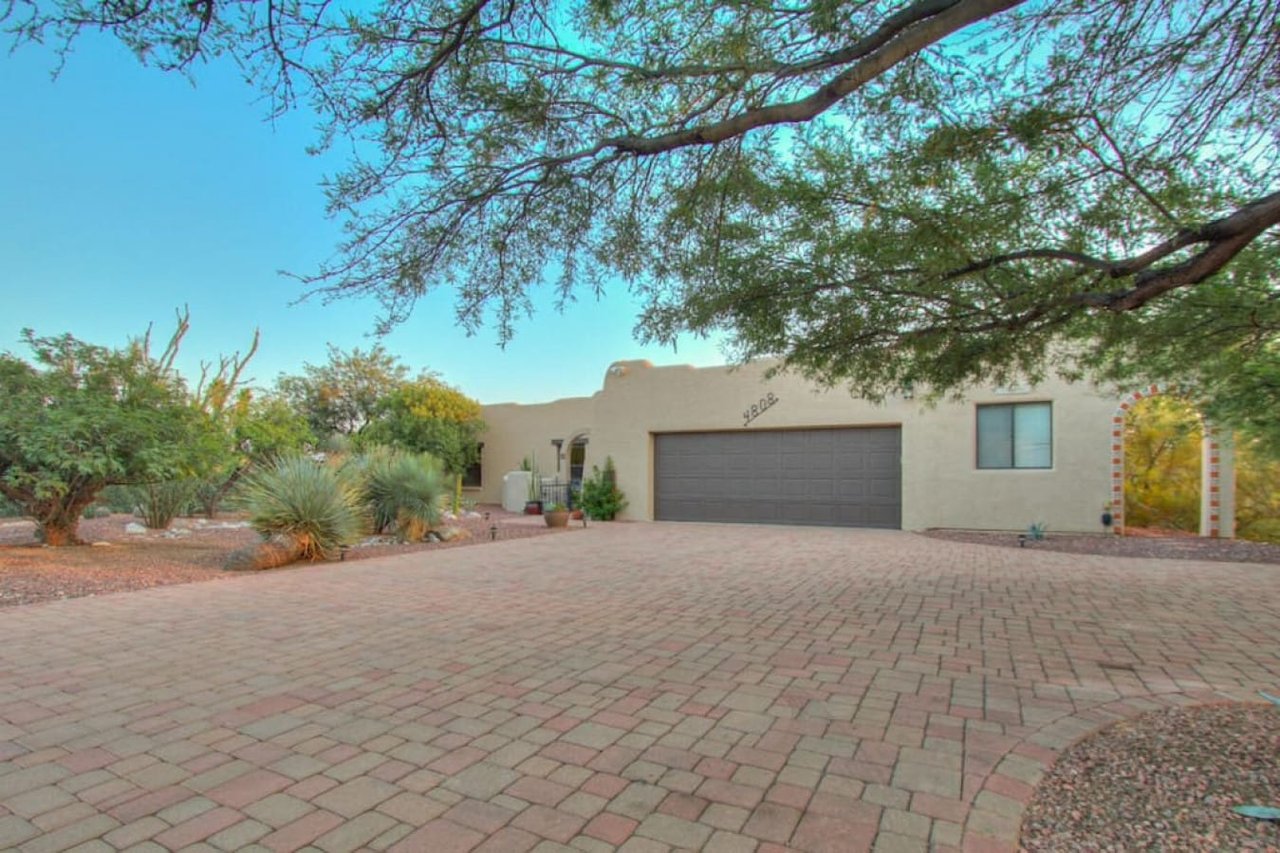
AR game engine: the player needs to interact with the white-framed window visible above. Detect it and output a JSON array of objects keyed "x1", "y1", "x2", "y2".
[{"x1": 977, "y1": 402, "x2": 1052, "y2": 469}]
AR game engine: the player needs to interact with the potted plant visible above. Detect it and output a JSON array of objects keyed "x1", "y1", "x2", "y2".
[
  {"x1": 523, "y1": 453, "x2": 543, "y2": 515},
  {"x1": 569, "y1": 485, "x2": 584, "y2": 521},
  {"x1": 544, "y1": 502, "x2": 570, "y2": 528}
]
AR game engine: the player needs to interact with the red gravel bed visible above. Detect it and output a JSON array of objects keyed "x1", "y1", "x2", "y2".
[
  {"x1": 0, "y1": 506, "x2": 568, "y2": 608},
  {"x1": 1020, "y1": 703, "x2": 1280, "y2": 851},
  {"x1": 923, "y1": 528, "x2": 1280, "y2": 564}
]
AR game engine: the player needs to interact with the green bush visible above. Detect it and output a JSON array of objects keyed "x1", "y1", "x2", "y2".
[
  {"x1": 98, "y1": 485, "x2": 139, "y2": 514},
  {"x1": 1239, "y1": 517, "x2": 1280, "y2": 543},
  {"x1": 580, "y1": 456, "x2": 627, "y2": 521},
  {"x1": 133, "y1": 480, "x2": 198, "y2": 529},
  {"x1": 355, "y1": 448, "x2": 447, "y2": 541},
  {"x1": 236, "y1": 454, "x2": 364, "y2": 560},
  {"x1": 0, "y1": 495, "x2": 25, "y2": 518}
]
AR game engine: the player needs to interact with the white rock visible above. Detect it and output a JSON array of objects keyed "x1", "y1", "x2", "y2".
[
  {"x1": 354, "y1": 535, "x2": 398, "y2": 548},
  {"x1": 124, "y1": 522, "x2": 147, "y2": 534},
  {"x1": 91, "y1": 541, "x2": 113, "y2": 547}
]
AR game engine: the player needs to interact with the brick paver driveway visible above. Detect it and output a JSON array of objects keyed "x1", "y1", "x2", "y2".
[{"x1": 2, "y1": 524, "x2": 1278, "y2": 853}]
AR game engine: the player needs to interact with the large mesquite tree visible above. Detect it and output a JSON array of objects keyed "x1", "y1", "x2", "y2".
[
  {"x1": 7, "y1": 0, "x2": 1279, "y2": 446},
  {"x1": 0, "y1": 325, "x2": 198, "y2": 545}
]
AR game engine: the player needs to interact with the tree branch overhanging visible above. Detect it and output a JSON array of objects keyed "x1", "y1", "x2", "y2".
[
  {"x1": 953, "y1": 190, "x2": 1280, "y2": 313},
  {"x1": 607, "y1": 0, "x2": 1026, "y2": 156}
]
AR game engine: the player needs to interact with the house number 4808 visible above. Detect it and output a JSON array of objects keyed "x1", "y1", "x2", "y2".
[{"x1": 743, "y1": 392, "x2": 779, "y2": 427}]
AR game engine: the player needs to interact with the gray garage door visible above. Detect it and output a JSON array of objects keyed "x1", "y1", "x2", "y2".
[{"x1": 654, "y1": 428, "x2": 901, "y2": 528}]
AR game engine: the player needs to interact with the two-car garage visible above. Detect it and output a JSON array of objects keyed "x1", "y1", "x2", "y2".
[{"x1": 653, "y1": 427, "x2": 902, "y2": 528}]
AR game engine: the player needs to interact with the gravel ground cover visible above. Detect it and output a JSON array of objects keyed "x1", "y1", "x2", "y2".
[
  {"x1": 0, "y1": 505, "x2": 565, "y2": 608},
  {"x1": 1021, "y1": 702, "x2": 1280, "y2": 851},
  {"x1": 924, "y1": 528, "x2": 1280, "y2": 564}
]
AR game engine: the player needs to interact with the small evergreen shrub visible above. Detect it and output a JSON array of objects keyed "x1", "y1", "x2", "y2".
[
  {"x1": 236, "y1": 454, "x2": 364, "y2": 560},
  {"x1": 581, "y1": 456, "x2": 627, "y2": 520}
]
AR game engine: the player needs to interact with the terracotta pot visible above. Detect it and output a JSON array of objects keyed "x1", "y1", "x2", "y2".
[
  {"x1": 524, "y1": 501, "x2": 543, "y2": 515},
  {"x1": 544, "y1": 509, "x2": 570, "y2": 528}
]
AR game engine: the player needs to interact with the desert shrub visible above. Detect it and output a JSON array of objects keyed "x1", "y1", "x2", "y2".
[
  {"x1": 236, "y1": 454, "x2": 364, "y2": 560},
  {"x1": 1240, "y1": 517, "x2": 1280, "y2": 543},
  {"x1": 580, "y1": 456, "x2": 627, "y2": 521},
  {"x1": 355, "y1": 448, "x2": 448, "y2": 541},
  {"x1": 133, "y1": 480, "x2": 198, "y2": 529},
  {"x1": 318, "y1": 432, "x2": 354, "y2": 456},
  {"x1": 0, "y1": 495, "x2": 25, "y2": 518}
]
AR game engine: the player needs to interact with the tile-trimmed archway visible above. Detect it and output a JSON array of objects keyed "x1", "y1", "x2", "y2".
[{"x1": 1109, "y1": 385, "x2": 1224, "y2": 537}]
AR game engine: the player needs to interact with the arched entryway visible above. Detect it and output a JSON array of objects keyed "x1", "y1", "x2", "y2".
[
  {"x1": 1109, "y1": 385, "x2": 1235, "y2": 538},
  {"x1": 568, "y1": 433, "x2": 589, "y2": 493}
]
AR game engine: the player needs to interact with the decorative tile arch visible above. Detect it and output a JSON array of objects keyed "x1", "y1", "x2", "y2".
[{"x1": 1109, "y1": 385, "x2": 1222, "y2": 537}]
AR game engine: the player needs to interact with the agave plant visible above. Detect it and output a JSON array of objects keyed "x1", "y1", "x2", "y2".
[
  {"x1": 355, "y1": 448, "x2": 448, "y2": 541},
  {"x1": 236, "y1": 454, "x2": 364, "y2": 560}
]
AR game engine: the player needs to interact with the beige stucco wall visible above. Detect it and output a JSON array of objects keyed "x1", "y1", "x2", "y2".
[
  {"x1": 472, "y1": 395, "x2": 597, "y2": 504},
  {"x1": 479, "y1": 359, "x2": 1119, "y2": 532}
]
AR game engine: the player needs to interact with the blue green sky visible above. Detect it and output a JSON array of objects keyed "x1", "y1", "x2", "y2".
[{"x1": 0, "y1": 38, "x2": 726, "y2": 403}]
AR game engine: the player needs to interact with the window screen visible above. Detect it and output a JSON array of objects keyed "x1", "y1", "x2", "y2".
[{"x1": 977, "y1": 403, "x2": 1051, "y2": 469}]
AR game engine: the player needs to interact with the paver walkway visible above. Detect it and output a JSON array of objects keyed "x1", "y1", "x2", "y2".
[{"x1": 1, "y1": 524, "x2": 1278, "y2": 853}]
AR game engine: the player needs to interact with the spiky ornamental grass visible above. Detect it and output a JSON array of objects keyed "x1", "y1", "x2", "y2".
[
  {"x1": 236, "y1": 454, "x2": 364, "y2": 560},
  {"x1": 355, "y1": 447, "x2": 447, "y2": 541}
]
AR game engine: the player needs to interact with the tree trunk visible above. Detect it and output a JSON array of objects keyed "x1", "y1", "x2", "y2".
[
  {"x1": 39, "y1": 515, "x2": 85, "y2": 546},
  {"x1": 204, "y1": 467, "x2": 246, "y2": 518},
  {"x1": 35, "y1": 493, "x2": 97, "y2": 546}
]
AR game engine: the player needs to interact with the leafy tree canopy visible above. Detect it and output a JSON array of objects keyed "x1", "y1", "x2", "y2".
[
  {"x1": 234, "y1": 396, "x2": 318, "y2": 463},
  {"x1": 0, "y1": 324, "x2": 199, "y2": 545},
  {"x1": 8, "y1": 0, "x2": 1279, "y2": 446},
  {"x1": 363, "y1": 377, "x2": 485, "y2": 475},
  {"x1": 277, "y1": 344, "x2": 410, "y2": 438},
  {"x1": 191, "y1": 391, "x2": 318, "y2": 516}
]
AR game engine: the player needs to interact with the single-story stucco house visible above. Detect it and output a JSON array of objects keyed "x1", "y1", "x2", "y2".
[{"x1": 466, "y1": 359, "x2": 1236, "y2": 536}]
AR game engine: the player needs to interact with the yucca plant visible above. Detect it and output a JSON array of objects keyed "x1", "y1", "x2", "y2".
[
  {"x1": 355, "y1": 448, "x2": 448, "y2": 541},
  {"x1": 236, "y1": 454, "x2": 364, "y2": 560}
]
